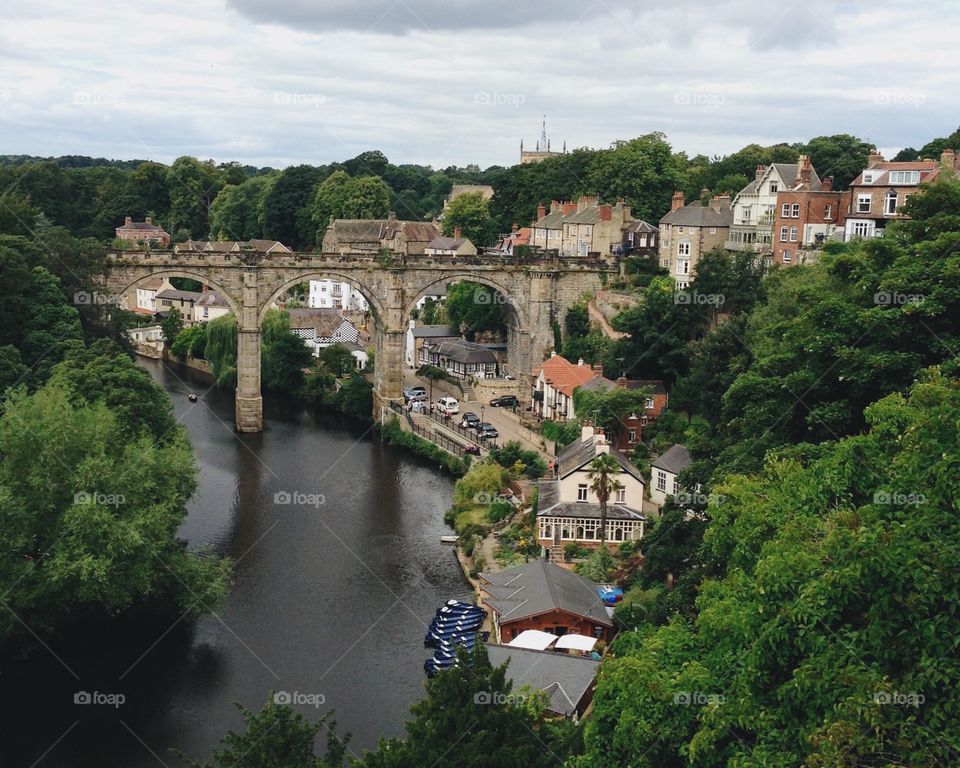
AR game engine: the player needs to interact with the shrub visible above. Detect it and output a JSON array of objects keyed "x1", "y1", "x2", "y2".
[{"x1": 486, "y1": 500, "x2": 513, "y2": 524}]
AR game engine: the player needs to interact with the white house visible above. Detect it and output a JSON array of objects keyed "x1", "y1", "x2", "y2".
[
  {"x1": 531, "y1": 352, "x2": 605, "y2": 422},
  {"x1": 405, "y1": 320, "x2": 458, "y2": 368},
  {"x1": 132, "y1": 278, "x2": 173, "y2": 316},
  {"x1": 309, "y1": 280, "x2": 369, "y2": 312},
  {"x1": 537, "y1": 423, "x2": 646, "y2": 557},
  {"x1": 290, "y1": 314, "x2": 361, "y2": 357},
  {"x1": 193, "y1": 290, "x2": 231, "y2": 323},
  {"x1": 649, "y1": 444, "x2": 692, "y2": 506}
]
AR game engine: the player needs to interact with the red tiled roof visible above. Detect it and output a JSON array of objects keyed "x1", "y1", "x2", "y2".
[{"x1": 533, "y1": 354, "x2": 602, "y2": 397}]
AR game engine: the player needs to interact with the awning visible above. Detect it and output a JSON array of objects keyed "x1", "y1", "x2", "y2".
[
  {"x1": 507, "y1": 629, "x2": 558, "y2": 651},
  {"x1": 554, "y1": 634, "x2": 597, "y2": 653}
]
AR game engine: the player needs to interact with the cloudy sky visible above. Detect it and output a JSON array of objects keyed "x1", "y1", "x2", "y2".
[{"x1": 1, "y1": 0, "x2": 957, "y2": 169}]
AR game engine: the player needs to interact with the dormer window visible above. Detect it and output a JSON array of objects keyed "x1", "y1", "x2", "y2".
[
  {"x1": 889, "y1": 170, "x2": 920, "y2": 184},
  {"x1": 862, "y1": 172, "x2": 875, "y2": 183}
]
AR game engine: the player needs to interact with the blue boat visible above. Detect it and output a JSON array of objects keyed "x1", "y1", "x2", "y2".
[
  {"x1": 437, "y1": 604, "x2": 485, "y2": 617},
  {"x1": 429, "y1": 618, "x2": 483, "y2": 632}
]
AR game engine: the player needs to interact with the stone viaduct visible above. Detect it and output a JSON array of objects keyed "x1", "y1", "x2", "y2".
[{"x1": 104, "y1": 249, "x2": 615, "y2": 432}]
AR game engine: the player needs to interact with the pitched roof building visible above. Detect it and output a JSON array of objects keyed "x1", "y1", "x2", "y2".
[
  {"x1": 650, "y1": 444, "x2": 692, "y2": 506},
  {"x1": 321, "y1": 216, "x2": 440, "y2": 256},
  {"x1": 531, "y1": 352, "x2": 605, "y2": 421},
  {"x1": 115, "y1": 216, "x2": 170, "y2": 247},
  {"x1": 480, "y1": 559, "x2": 614, "y2": 642},
  {"x1": 658, "y1": 192, "x2": 733, "y2": 288},
  {"x1": 485, "y1": 645, "x2": 601, "y2": 718}
]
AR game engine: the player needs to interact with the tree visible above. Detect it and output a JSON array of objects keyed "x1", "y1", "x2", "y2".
[
  {"x1": 167, "y1": 156, "x2": 221, "y2": 238},
  {"x1": 359, "y1": 645, "x2": 578, "y2": 768},
  {"x1": 311, "y1": 170, "x2": 353, "y2": 240},
  {"x1": 261, "y1": 310, "x2": 314, "y2": 393},
  {"x1": 128, "y1": 161, "x2": 171, "y2": 218},
  {"x1": 170, "y1": 325, "x2": 207, "y2": 361},
  {"x1": 183, "y1": 696, "x2": 349, "y2": 768},
  {"x1": 442, "y1": 191, "x2": 497, "y2": 246},
  {"x1": 160, "y1": 306, "x2": 184, "y2": 345},
  {"x1": 0, "y1": 382, "x2": 229, "y2": 645},
  {"x1": 586, "y1": 453, "x2": 623, "y2": 544},
  {"x1": 262, "y1": 164, "x2": 324, "y2": 248},
  {"x1": 444, "y1": 281, "x2": 507, "y2": 339},
  {"x1": 795, "y1": 134, "x2": 875, "y2": 190},
  {"x1": 342, "y1": 176, "x2": 391, "y2": 219},
  {"x1": 205, "y1": 313, "x2": 238, "y2": 389},
  {"x1": 573, "y1": 385, "x2": 652, "y2": 447},
  {"x1": 317, "y1": 343, "x2": 356, "y2": 377},
  {"x1": 209, "y1": 174, "x2": 276, "y2": 241}
]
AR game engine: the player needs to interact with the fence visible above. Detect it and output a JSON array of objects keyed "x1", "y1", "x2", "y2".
[
  {"x1": 388, "y1": 401, "x2": 472, "y2": 459},
  {"x1": 423, "y1": 409, "x2": 499, "y2": 450}
]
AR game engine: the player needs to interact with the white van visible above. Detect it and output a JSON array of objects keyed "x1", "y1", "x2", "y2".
[{"x1": 436, "y1": 396, "x2": 460, "y2": 415}]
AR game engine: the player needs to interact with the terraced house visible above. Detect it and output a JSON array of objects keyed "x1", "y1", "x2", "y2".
[{"x1": 658, "y1": 192, "x2": 732, "y2": 289}]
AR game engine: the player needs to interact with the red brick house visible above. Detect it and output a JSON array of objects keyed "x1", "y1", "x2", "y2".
[
  {"x1": 575, "y1": 375, "x2": 668, "y2": 450},
  {"x1": 772, "y1": 176, "x2": 849, "y2": 267},
  {"x1": 115, "y1": 216, "x2": 170, "y2": 247},
  {"x1": 480, "y1": 559, "x2": 614, "y2": 643}
]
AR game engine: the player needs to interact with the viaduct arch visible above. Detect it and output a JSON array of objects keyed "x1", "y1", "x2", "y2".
[{"x1": 105, "y1": 250, "x2": 614, "y2": 432}]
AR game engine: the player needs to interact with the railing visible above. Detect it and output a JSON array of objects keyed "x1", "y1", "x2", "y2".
[{"x1": 422, "y1": 409, "x2": 499, "y2": 450}]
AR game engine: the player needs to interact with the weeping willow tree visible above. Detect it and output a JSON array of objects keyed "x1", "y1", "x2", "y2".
[{"x1": 205, "y1": 313, "x2": 238, "y2": 388}]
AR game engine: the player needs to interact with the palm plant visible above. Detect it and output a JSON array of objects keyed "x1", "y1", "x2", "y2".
[{"x1": 587, "y1": 453, "x2": 624, "y2": 544}]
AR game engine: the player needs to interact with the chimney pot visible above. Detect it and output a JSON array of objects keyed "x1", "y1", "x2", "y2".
[
  {"x1": 577, "y1": 357, "x2": 585, "y2": 367},
  {"x1": 671, "y1": 191, "x2": 685, "y2": 211},
  {"x1": 941, "y1": 148, "x2": 957, "y2": 169},
  {"x1": 822, "y1": 176, "x2": 833, "y2": 192},
  {"x1": 755, "y1": 164, "x2": 766, "y2": 181},
  {"x1": 453, "y1": 225, "x2": 462, "y2": 240},
  {"x1": 124, "y1": 216, "x2": 132, "y2": 225},
  {"x1": 867, "y1": 150, "x2": 884, "y2": 168}
]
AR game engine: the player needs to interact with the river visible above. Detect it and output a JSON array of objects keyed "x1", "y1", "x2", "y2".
[{"x1": 0, "y1": 359, "x2": 467, "y2": 767}]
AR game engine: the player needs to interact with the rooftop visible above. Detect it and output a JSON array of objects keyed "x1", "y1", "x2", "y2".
[
  {"x1": 480, "y1": 559, "x2": 612, "y2": 627},
  {"x1": 652, "y1": 444, "x2": 692, "y2": 475},
  {"x1": 484, "y1": 645, "x2": 600, "y2": 718},
  {"x1": 532, "y1": 353, "x2": 603, "y2": 398}
]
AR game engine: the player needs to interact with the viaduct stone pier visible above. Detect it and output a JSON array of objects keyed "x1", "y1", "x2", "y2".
[{"x1": 104, "y1": 249, "x2": 614, "y2": 432}]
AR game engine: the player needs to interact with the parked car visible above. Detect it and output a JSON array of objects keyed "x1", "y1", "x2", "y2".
[
  {"x1": 477, "y1": 423, "x2": 499, "y2": 440},
  {"x1": 408, "y1": 391, "x2": 428, "y2": 403},
  {"x1": 436, "y1": 396, "x2": 460, "y2": 415},
  {"x1": 460, "y1": 412, "x2": 480, "y2": 429},
  {"x1": 464, "y1": 444, "x2": 481, "y2": 455},
  {"x1": 490, "y1": 395, "x2": 519, "y2": 408},
  {"x1": 403, "y1": 386, "x2": 427, "y2": 401}
]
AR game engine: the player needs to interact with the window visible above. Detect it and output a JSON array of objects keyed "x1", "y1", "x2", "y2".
[
  {"x1": 627, "y1": 429, "x2": 637, "y2": 443},
  {"x1": 824, "y1": 204, "x2": 832, "y2": 220},
  {"x1": 672, "y1": 477, "x2": 681, "y2": 495},
  {"x1": 742, "y1": 206, "x2": 752, "y2": 221},
  {"x1": 851, "y1": 220, "x2": 874, "y2": 238},
  {"x1": 656, "y1": 471, "x2": 667, "y2": 492},
  {"x1": 792, "y1": 203, "x2": 801, "y2": 218},
  {"x1": 857, "y1": 194, "x2": 872, "y2": 213},
  {"x1": 782, "y1": 250, "x2": 792, "y2": 263},
  {"x1": 770, "y1": 182, "x2": 778, "y2": 193},
  {"x1": 677, "y1": 241, "x2": 691, "y2": 256},
  {"x1": 789, "y1": 226, "x2": 798, "y2": 242},
  {"x1": 889, "y1": 170, "x2": 920, "y2": 184},
  {"x1": 641, "y1": 415, "x2": 648, "y2": 426},
  {"x1": 676, "y1": 226, "x2": 684, "y2": 233},
  {"x1": 677, "y1": 259, "x2": 690, "y2": 276},
  {"x1": 779, "y1": 226, "x2": 789, "y2": 242},
  {"x1": 661, "y1": 258, "x2": 670, "y2": 268},
  {"x1": 708, "y1": 227, "x2": 717, "y2": 234},
  {"x1": 863, "y1": 171, "x2": 875, "y2": 183},
  {"x1": 616, "y1": 488, "x2": 626, "y2": 504},
  {"x1": 577, "y1": 484, "x2": 588, "y2": 502},
  {"x1": 884, "y1": 190, "x2": 898, "y2": 215},
  {"x1": 645, "y1": 397, "x2": 655, "y2": 409},
  {"x1": 781, "y1": 203, "x2": 791, "y2": 217}
]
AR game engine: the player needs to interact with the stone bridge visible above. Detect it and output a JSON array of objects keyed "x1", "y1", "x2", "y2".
[{"x1": 104, "y1": 250, "x2": 615, "y2": 432}]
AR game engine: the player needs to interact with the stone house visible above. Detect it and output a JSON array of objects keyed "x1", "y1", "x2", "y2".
[
  {"x1": 321, "y1": 215, "x2": 440, "y2": 255},
  {"x1": 658, "y1": 193, "x2": 732, "y2": 289},
  {"x1": 115, "y1": 216, "x2": 170, "y2": 247}
]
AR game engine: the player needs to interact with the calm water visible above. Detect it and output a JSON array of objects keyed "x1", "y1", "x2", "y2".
[{"x1": 0, "y1": 359, "x2": 466, "y2": 767}]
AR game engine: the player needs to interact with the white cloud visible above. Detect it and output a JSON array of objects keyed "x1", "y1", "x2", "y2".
[{"x1": 0, "y1": 0, "x2": 956, "y2": 168}]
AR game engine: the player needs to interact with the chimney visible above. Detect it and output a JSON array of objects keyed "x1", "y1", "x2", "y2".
[
  {"x1": 822, "y1": 176, "x2": 833, "y2": 192},
  {"x1": 581, "y1": 421, "x2": 595, "y2": 443},
  {"x1": 537, "y1": 203, "x2": 546, "y2": 220},
  {"x1": 592, "y1": 363, "x2": 604, "y2": 374},
  {"x1": 616, "y1": 375, "x2": 628, "y2": 388},
  {"x1": 550, "y1": 350, "x2": 557, "y2": 357},
  {"x1": 453, "y1": 225, "x2": 462, "y2": 240},
  {"x1": 798, "y1": 154, "x2": 812, "y2": 185},
  {"x1": 755, "y1": 164, "x2": 766, "y2": 181},
  {"x1": 145, "y1": 216, "x2": 153, "y2": 225},
  {"x1": 867, "y1": 150, "x2": 884, "y2": 168},
  {"x1": 550, "y1": 200, "x2": 561, "y2": 214},
  {"x1": 671, "y1": 191, "x2": 685, "y2": 211},
  {"x1": 594, "y1": 428, "x2": 610, "y2": 453},
  {"x1": 941, "y1": 148, "x2": 957, "y2": 170},
  {"x1": 511, "y1": 223, "x2": 518, "y2": 233},
  {"x1": 124, "y1": 216, "x2": 132, "y2": 225},
  {"x1": 577, "y1": 357, "x2": 585, "y2": 367}
]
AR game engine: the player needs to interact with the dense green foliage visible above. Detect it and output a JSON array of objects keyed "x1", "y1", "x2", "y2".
[
  {"x1": 441, "y1": 191, "x2": 497, "y2": 246},
  {"x1": 444, "y1": 281, "x2": 508, "y2": 339},
  {"x1": 378, "y1": 417, "x2": 467, "y2": 475}
]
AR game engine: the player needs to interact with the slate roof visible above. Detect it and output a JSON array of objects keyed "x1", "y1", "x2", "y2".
[
  {"x1": 660, "y1": 200, "x2": 733, "y2": 228},
  {"x1": 196, "y1": 291, "x2": 229, "y2": 308},
  {"x1": 117, "y1": 220, "x2": 167, "y2": 231},
  {"x1": 429, "y1": 339, "x2": 497, "y2": 365},
  {"x1": 536, "y1": 480, "x2": 646, "y2": 521},
  {"x1": 652, "y1": 444, "x2": 692, "y2": 475},
  {"x1": 426, "y1": 236, "x2": 473, "y2": 251},
  {"x1": 411, "y1": 325, "x2": 457, "y2": 339},
  {"x1": 563, "y1": 206, "x2": 609, "y2": 225},
  {"x1": 623, "y1": 220, "x2": 658, "y2": 234},
  {"x1": 556, "y1": 435, "x2": 644, "y2": 484},
  {"x1": 484, "y1": 645, "x2": 601, "y2": 718},
  {"x1": 480, "y1": 560, "x2": 612, "y2": 627},
  {"x1": 851, "y1": 160, "x2": 941, "y2": 186},
  {"x1": 203, "y1": 241, "x2": 239, "y2": 252},
  {"x1": 156, "y1": 288, "x2": 202, "y2": 302}
]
